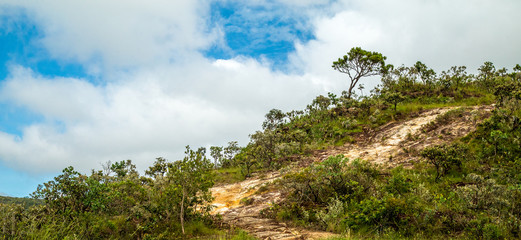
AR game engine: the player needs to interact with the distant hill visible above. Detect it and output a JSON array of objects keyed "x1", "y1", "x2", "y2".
[{"x1": 0, "y1": 195, "x2": 43, "y2": 208}]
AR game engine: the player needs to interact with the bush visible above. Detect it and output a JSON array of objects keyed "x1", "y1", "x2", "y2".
[
  {"x1": 421, "y1": 143, "x2": 467, "y2": 181},
  {"x1": 316, "y1": 198, "x2": 346, "y2": 231},
  {"x1": 456, "y1": 174, "x2": 510, "y2": 214},
  {"x1": 345, "y1": 195, "x2": 410, "y2": 233},
  {"x1": 385, "y1": 167, "x2": 412, "y2": 195},
  {"x1": 282, "y1": 155, "x2": 379, "y2": 206}
]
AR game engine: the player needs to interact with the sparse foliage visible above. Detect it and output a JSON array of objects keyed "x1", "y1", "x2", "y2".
[
  {"x1": 421, "y1": 143, "x2": 467, "y2": 181},
  {"x1": 332, "y1": 47, "x2": 389, "y2": 99}
]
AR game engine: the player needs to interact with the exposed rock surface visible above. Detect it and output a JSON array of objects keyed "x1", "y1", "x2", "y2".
[
  {"x1": 211, "y1": 172, "x2": 335, "y2": 239},
  {"x1": 319, "y1": 105, "x2": 492, "y2": 167}
]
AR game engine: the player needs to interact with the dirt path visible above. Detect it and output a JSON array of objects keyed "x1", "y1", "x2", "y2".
[
  {"x1": 211, "y1": 172, "x2": 335, "y2": 239},
  {"x1": 211, "y1": 105, "x2": 492, "y2": 239},
  {"x1": 317, "y1": 105, "x2": 492, "y2": 166}
]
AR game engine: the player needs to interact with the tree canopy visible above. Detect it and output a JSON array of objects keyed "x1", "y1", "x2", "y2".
[{"x1": 332, "y1": 47, "x2": 389, "y2": 99}]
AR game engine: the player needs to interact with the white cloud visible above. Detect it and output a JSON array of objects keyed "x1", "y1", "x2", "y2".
[
  {"x1": 0, "y1": 0, "x2": 520, "y2": 177},
  {"x1": 1, "y1": 66, "x2": 105, "y2": 122},
  {"x1": 0, "y1": 60, "x2": 326, "y2": 174},
  {"x1": 3, "y1": 0, "x2": 217, "y2": 72},
  {"x1": 291, "y1": 0, "x2": 521, "y2": 93}
]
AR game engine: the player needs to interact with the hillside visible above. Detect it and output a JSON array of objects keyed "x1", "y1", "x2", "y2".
[
  {"x1": 0, "y1": 195, "x2": 42, "y2": 208},
  {"x1": 210, "y1": 105, "x2": 492, "y2": 239},
  {"x1": 202, "y1": 58, "x2": 521, "y2": 239}
]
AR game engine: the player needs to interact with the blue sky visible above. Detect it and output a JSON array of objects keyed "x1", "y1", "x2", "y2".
[
  {"x1": 0, "y1": 0, "x2": 322, "y2": 197},
  {"x1": 204, "y1": 1, "x2": 315, "y2": 66},
  {"x1": 1, "y1": 0, "x2": 520, "y2": 197}
]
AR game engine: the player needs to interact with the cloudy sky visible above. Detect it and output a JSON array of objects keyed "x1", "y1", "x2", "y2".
[{"x1": 0, "y1": 0, "x2": 520, "y2": 197}]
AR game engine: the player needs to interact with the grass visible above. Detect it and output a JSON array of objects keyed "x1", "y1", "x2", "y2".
[
  {"x1": 230, "y1": 230, "x2": 257, "y2": 240},
  {"x1": 319, "y1": 233, "x2": 474, "y2": 240},
  {"x1": 397, "y1": 92, "x2": 493, "y2": 112},
  {"x1": 214, "y1": 167, "x2": 244, "y2": 185},
  {"x1": 192, "y1": 229, "x2": 257, "y2": 240},
  {"x1": 185, "y1": 221, "x2": 220, "y2": 237}
]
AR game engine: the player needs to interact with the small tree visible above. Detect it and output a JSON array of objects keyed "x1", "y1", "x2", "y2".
[
  {"x1": 478, "y1": 61, "x2": 496, "y2": 86},
  {"x1": 421, "y1": 143, "x2": 467, "y2": 181},
  {"x1": 332, "y1": 47, "x2": 389, "y2": 99},
  {"x1": 209, "y1": 146, "x2": 223, "y2": 168},
  {"x1": 513, "y1": 64, "x2": 521, "y2": 80},
  {"x1": 383, "y1": 91, "x2": 406, "y2": 111},
  {"x1": 236, "y1": 150, "x2": 257, "y2": 178},
  {"x1": 110, "y1": 159, "x2": 138, "y2": 178},
  {"x1": 449, "y1": 66, "x2": 469, "y2": 91},
  {"x1": 413, "y1": 61, "x2": 436, "y2": 85},
  {"x1": 168, "y1": 146, "x2": 214, "y2": 235},
  {"x1": 249, "y1": 131, "x2": 277, "y2": 169},
  {"x1": 493, "y1": 77, "x2": 521, "y2": 106},
  {"x1": 306, "y1": 95, "x2": 332, "y2": 114},
  {"x1": 32, "y1": 166, "x2": 89, "y2": 213},
  {"x1": 145, "y1": 157, "x2": 170, "y2": 177},
  {"x1": 223, "y1": 141, "x2": 241, "y2": 167},
  {"x1": 514, "y1": 64, "x2": 521, "y2": 72},
  {"x1": 262, "y1": 109, "x2": 286, "y2": 131}
]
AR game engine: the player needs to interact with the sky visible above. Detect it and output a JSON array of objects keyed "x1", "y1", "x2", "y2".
[{"x1": 0, "y1": 0, "x2": 520, "y2": 197}]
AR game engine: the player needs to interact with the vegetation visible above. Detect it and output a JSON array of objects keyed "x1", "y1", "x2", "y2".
[
  {"x1": 0, "y1": 196, "x2": 42, "y2": 208},
  {"x1": 2, "y1": 47, "x2": 521, "y2": 239},
  {"x1": 269, "y1": 102, "x2": 521, "y2": 238},
  {"x1": 332, "y1": 47, "x2": 390, "y2": 99},
  {"x1": 211, "y1": 48, "x2": 508, "y2": 180},
  {"x1": 1, "y1": 146, "x2": 218, "y2": 239},
  {"x1": 257, "y1": 56, "x2": 521, "y2": 239}
]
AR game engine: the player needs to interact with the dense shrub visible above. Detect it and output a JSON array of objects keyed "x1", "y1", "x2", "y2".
[{"x1": 1, "y1": 147, "x2": 216, "y2": 239}]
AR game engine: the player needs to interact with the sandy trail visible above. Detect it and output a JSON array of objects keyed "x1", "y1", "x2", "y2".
[
  {"x1": 211, "y1": 172, "x2": 335, "y2": 239},
  {"x1": 345, "y1": 107, "x2": 452, "y2": 164},
  {"x1": 317, "y1": 105, "x2": 492, "y2": 166},
  {"x1": 211, "y1": 172, "x2": 280, "y2": 216}
]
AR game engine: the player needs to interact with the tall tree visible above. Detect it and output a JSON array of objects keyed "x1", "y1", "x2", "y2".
[
  {"x1": 168, "y1": 146, "x2": 214, "y2": 235},
  {"x1": 262, "y1": 109, "x2": 286, "y2": 131},
  {"x1": 413, "y1": 61, "x2": 436, "y2": 85},
  {"x1": 223, "y1": 141, "x2": 241, "y2": 167},
  {"x1": 332, "y1": 47, "x2": 389, "y2": 99},
  {"x1": 145, "y1": 157, "x2": 170, "y2": 177},
  {"x1": 210, "y1": 146, "x2": 223, "y2": 168}
]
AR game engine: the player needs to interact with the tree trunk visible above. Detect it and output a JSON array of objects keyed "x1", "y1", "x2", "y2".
[
  {"x1": 347, "y1": 76, "x2": 361, "y2": 99},
  {"x1": 181, "y1": 187, "x2": 186, "y2": 235},
  {"x1": 347, "y1": 84, "x2": 355, "y2": 99}
]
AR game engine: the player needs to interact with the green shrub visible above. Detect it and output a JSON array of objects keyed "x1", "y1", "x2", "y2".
[
  {"x1": 316, "y1": 198, "x2": 346, "y2": 232},
  {"x1": 385, "y1": 167, "x2": 412, "y2": 195},
  {"x1": 421, "y1": 143, "x2": 467, "y2": 181},
  {"x1": 345, "y1": 195, "x2": 412, "y2": 233}
]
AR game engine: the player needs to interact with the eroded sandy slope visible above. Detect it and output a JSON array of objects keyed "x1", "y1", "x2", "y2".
[{"x1": 211, "y1": 105, "x2": 492, "y2": 239}]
